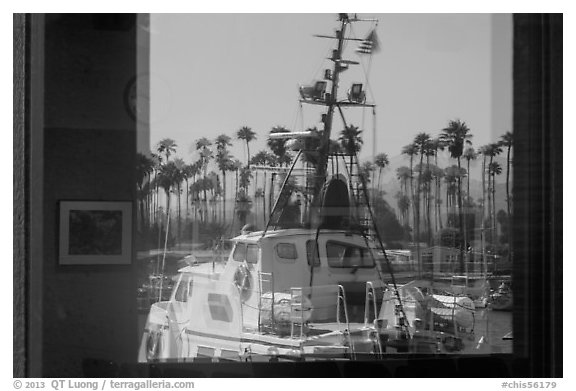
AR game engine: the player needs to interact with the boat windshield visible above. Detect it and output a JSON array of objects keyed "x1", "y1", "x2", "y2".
[
  {"x1": 232, "y1": 242, "x2": 259, "y2": 264},
  {"x1": 326, "y1": 241, "x2": 374, "y2": 268}
]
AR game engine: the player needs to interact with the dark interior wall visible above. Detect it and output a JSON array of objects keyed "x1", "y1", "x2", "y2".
[
  {"x1": 513, "y1": 14, "x2": 562, "y2": 377},
  {"x1": 14, "y1": 13, "x2": 27, "y2": 378},
  {"x1": 42, "y1": 14, "x2": 139, "y2": 377}
]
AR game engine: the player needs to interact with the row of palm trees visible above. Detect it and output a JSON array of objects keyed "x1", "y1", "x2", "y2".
[
  {"x1": 136, "y1": 119, "x2": 513, "y2": 264},
  {"x1": 136, "y1": 125, "x2": 300, "y2": 245},
  {"x1": 384, "y1": 119, "x2": 513, "y2": 270}
]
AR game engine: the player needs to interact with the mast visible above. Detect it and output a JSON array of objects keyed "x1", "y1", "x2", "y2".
[{"x1": 312, "y1": 13, "x2": 349, "y2": 213}]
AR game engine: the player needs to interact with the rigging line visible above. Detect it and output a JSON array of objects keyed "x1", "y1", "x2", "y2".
[
  {"x1": 352, "y1": 149, "x2": 411, "y2": 337},
  {"x1": 340, "y1": 156, "x2": 383, "y2": 284},
  {"x1": 261, "y1": 150, "x2": 303, "y2": 237},
  {"x1": 308, "y1": 40, "x2": 334, "y2": 84},
  {"x1": 290, "y1": 101, "x2": 302, "y2": 133}
]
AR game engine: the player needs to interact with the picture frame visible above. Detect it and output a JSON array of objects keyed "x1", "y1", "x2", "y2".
[{"x1": 58, "y1": 201, "x2": 133, "y2": 265}]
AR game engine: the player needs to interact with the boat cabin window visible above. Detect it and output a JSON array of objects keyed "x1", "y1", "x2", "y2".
[
  {"x1": 232, "y1": 242, "x2": 259, "y2": 264},
  {"x1": 246, "y1": 244, "x2": 259, "y2": 264},
  {"x1": 275, "y1": 242, "x2": 298, "y2": 261},
  {"x1": 326, "y1": 241, "x2": 374, "y2": 268},
  {"x1": 306, "y1": 240, "x2": 321, "y2": 266},
  {"x1": 232, "y1": 243, "x2": 246, "y2": 262},
  {"x1": 174, "y1": 276, "x2": 192, "y2": 302}
]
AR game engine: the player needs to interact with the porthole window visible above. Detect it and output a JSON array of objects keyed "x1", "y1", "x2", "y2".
[{"x1": 275, "y1": 243, "x2": 298, "y2": 260}]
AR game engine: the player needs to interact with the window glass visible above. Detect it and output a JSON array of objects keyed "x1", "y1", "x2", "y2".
[
  {"x1": 232, "y1": 243, "x2": 246, "y2": 262},
  {"x1": 326, "y1": 241, "x2": 374, "y2": 268},
  {"x1": 306, "y1": 240, "x2": 321, "y2": 266},
  {"x1": 174, "y1": 277, "x2": 191, "y2": 302},
  {"x1": 246, "y1": 244, "x2": 259, "y2": 264},
  {"x1": 276, "y1": 243, "x2": 298, "y2": 260}
]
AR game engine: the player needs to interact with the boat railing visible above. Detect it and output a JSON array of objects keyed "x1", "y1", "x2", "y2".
[
  {"x1": 363, "y1": 282, "x2": 379, "y2": 328},
  {"x1": 258, "y1": 271, "x2": 275, "y2": 333},
  {"x1": 337, "y1": 284, "x2": 356, "y2": 359},
  {"x1": 364, "y1": 282, "x2": 384, "y2": 358},
  {"x1": 289, "y1": 287, "x2": 305, "y2": 340}
]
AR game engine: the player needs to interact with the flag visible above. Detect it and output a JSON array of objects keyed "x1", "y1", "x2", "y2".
[{"x1": 356, "y1": 29, "x2": 380, "y2": 54}]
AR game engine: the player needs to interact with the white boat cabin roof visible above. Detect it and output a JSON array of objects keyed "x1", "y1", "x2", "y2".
[{"x1": 231, "y1": 228, "x2": 363, "y2": 244}]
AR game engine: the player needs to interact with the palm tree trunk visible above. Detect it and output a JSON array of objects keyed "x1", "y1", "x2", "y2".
[
  {"x1": 185, "y1": 178, "x2": 189, "y2": 237},
  {"x1": 222, "y1": 170, "x2": 227, "y2": 223},
  {"x1": 467, "y1": 159, "x2": 471, "y2": 202},
  {"x1": 254, "y1": 171, "x2": 258, "y2": 224},
  {"x1": 246, "y1": 141, "x2": 251, "y2": 167},
  {"x1": 165, "y1": 189, "x2": 171, "y2": 249},
  {"x1": 506, "y1": 145, "x2": 512, "y2": 261},
  {"x1": 457, "y1": 157, "x2": 465, "y2": 273},
  {"x1": 177, "y1": 184, "x2": 182, "y2": 245},
  {"x1": 492, "y1": 173, "x2": 497, "y2": 243},
  {"x1": 263, "y1": 171, "x2": 268, "y2": 220}
]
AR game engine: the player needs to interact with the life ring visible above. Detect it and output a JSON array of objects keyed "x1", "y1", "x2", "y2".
[
  {"x1": 233, "y1": 264, "x2": 253, "y2": 301},
  {"x1": 146, "y1": 330, "x2": 162, "y2": 361}
]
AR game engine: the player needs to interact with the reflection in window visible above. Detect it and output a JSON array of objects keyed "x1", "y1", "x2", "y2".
[{"x1": 326, "y1": 241, "x2": 374, "y2": 268}]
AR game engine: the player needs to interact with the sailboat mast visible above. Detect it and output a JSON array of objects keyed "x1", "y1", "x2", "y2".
[{"x1": 314, "y1": 14, "x2": 349, "y2": 204}]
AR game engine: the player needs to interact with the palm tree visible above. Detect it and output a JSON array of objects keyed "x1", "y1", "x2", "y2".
[
  {"x1": 195, "y1": 137, "x2": 213, "y2": 203},
  {"x1": 150, "y1": 153, "x2": 163, "y2": 226},
  {"x1": 136, "y1": 153, "x2": 154, "y2": 232},
  {"x1": 374, "y1": 153, "x2": 389, "y2": 193},
  {"x1": 268, "y1": 126, "x2": 291, "y2": 167},
  {"x1": 429, "y1": 164, "x2": 445, "y2": 231},
  {"x1": 360, "y1": 161, "x2": 376, "y2": 187},
  {"x1": 402, "y1": 143, "x2": 418, "y2": 238},
  {"x1": 499, "y1": 131, "x2": 513, "y2": 258},
  {"x1": 338, "y1": 125, "x2": 363, "y2": 173},
  {"x1": 463, "y1": 147, "x2": 478, "y2": 203},
  {"x1": 215, "y1": 134, "x2": 232, "y2": 152},
  {"x1": 236, "y1": 126, "x2": 257, "y2": 167},
  {"x1": 215, "y1": 149, "x2": 234, "y2": 222},
  {"x1": 413, "y1": 132, "x2": 431, "y2": 243},
  {"x1": 489, "y1": 161, "x2": 503, "y2": 241},
  {"x1": 181, "y1": 163, "x2": 196, "y2": 231},
  {"x1": 396, "y1": 166, "x2": 411, "y2": 197},
  {"x1": 172, "y1": 158, "x2": 186, "y2": 243},
  {"x1": 239, "y1": 166, "x2": 253, "y2": 193},
  {"x1": 395, "y1": 191, "x2": 411, "y2": 228},
  {"x1": 431, "y1": 137, "x2": 446, "y2": 233},
  {"x1": 156, "y1": 161, "x2": 180, "y2": 243},
  {"x1": 440, "y1": 119, "x2": 473, "y2": 272},
  {"x1": 482, "y1": 143, "x2": 503, "y2": 244},
  {"x1": 156, "y1": 138, "x2": 177, "y2": 163}
]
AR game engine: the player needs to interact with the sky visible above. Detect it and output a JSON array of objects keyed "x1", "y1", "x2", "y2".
[{"x1": 147, "y1": 13, "x2": 512, "y2": 180}]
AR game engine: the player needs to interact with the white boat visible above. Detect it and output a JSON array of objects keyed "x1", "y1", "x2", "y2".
[{"x1": 139, "y1": 227, "x2": 391, "y2": 361}]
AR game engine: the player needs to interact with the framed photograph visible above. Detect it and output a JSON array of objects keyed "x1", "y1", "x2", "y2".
[{"x1": 58, "y1": 201, "x2": 133, "y2": 265}]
